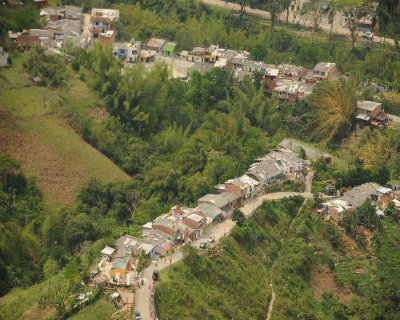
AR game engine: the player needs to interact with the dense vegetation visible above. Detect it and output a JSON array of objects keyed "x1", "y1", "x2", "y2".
[
  {"x1": 156, "y1": 197, "x2": 400, "y2": 320},
  {"x1": 155, "y1": 197, "x2": 304, "y2": 319},
  {"x1": 1, "y1": 0, "x2": 400, "y2": 318}
]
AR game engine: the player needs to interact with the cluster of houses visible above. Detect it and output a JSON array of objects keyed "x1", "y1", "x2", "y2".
[
  {"x1": 322, "y1": 183, "x2": 400, "y2": 222},
  {"x1": 94, "y1": 146, "x2": 306, "y2": 286},
  {"x1": 8, "y1": 7, "x2": 120, "y2": 52},
  {"x1": 112, "y1": 37, "x2": 339, "y2": 103}
]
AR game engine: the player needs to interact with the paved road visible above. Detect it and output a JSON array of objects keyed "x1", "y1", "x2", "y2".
[
  {"x1": 134, "y1": 172, "x2": 314, "y2": 319},
  {"x1": 201, "y1": 0, "x2": 395, "y2": 46}
]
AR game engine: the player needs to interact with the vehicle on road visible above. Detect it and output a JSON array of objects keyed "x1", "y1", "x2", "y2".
[
  {"x1": 362, "y1": 31, "x2": 374, "y2": 40},
  {"x1": 135, "y1": 310, "x2": 142, "y2": 319},
  {"x1": 152, "y1": 269, "x2": 160, "y2": 281}
]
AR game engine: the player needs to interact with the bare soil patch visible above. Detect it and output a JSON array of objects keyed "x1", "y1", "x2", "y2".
[
  {"x1": 89, "y1": 106, "x2": 109, "y2": 122},
  {"x1": 310, "y1": 264, "x2": 354, "y2": 303},
  {"x1": 24, "y1": 302, "x2": 56, "y2": 320}
]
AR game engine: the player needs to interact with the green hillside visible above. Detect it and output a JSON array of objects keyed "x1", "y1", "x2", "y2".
[{"x1": 0, "y1": 56, "x2": 130, "y2": 207}]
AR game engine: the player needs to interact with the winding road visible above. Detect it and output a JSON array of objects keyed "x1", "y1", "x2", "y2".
[{"x1": 134, "y1": 172, "x2": 314, "y2": 320}]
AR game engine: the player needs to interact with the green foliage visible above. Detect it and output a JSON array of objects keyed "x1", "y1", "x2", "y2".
[
  {"x1": 231, "y1": 208, "x2": 246, "y2": 226},
  {"x1": 23, "y1": 46, "x2": 68, "y2": 87}
]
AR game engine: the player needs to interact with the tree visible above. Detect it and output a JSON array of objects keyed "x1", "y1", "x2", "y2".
[
  {"x1": 255, "y1": 0, "x2": 292, "y2": 30},
  {"x1": 308, "y1": 78, "x2": 357, "y2": 145},
  {"x1": 0, "y1": 154, "x2": 21, "y2": 190},
  {"x1": 232, "y1": 208, "x2": 246, "y2": 226},
  {"x1": 338, "y1": 0, "x2": 375, "y2": 50},
  {"x1": 301, "y1": 0, "x2": 329, "y2": 32}
]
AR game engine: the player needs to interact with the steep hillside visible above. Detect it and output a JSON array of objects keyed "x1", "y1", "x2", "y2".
[
  {"x1": 155, "y1": 198, "x2": 400, "y2": 320},
  {"x1": 0, "y1": 56, "x2": 130, "y2": 207}
]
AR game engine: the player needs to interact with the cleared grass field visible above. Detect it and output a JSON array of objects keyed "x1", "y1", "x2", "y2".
[{"x1": 0, "y1": 56, "x2": 130, "y2": 207}]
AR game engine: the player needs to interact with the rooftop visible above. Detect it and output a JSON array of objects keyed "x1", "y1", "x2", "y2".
[
  {"x1": 314, "y1": 62, "x2": 336, "y2": 73},
  {"x1": 91, "y1": 8, "x2": 120, "y2": 20},
  {"x1": 357, "y1": 100, "x2": 382, "y2": 112}
]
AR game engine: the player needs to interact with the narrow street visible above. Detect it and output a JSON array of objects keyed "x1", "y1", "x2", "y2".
[{"x1": 134, "y1": 172, "x2": 314, "y2": 319}]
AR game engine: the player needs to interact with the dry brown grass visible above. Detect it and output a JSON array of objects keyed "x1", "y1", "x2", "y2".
[{"x1": 310, "y1": 264, "x2": 354, "y2": 303}]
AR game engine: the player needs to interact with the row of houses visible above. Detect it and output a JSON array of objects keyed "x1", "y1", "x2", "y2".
[
  {"x1": 322, "y1": 183, "x2": 399, "y2": 222},
  {"x1": 8, "y1": 7, "x2": 120, "y2": 51},
  {"x1": 96, "y1": 146, "x2": 306, "y2": 284},
  {"x1": 112, "y1": 38, "x2": 339, "y2": 103}
]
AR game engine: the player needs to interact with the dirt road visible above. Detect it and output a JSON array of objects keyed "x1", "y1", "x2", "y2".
[
  {"x1": 201, "y1": 0, "x2": 394, "y2": 46},
  {"x1": 134, "y1": 172, "x2": 314, "y2": 319}
]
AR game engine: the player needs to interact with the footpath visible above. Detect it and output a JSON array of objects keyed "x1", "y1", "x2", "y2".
[{"x1": 134, "y1": 172, "x2": 314, "y2": 319}]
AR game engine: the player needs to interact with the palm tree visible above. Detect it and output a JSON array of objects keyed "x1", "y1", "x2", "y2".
[{"x1": 308, "y1": 78, "x2": 357, "y2": 144}]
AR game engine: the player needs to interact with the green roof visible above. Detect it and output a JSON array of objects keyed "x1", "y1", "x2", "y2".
[{"x1": 163, "y1": 43, "x2": 176, "y2": 53}]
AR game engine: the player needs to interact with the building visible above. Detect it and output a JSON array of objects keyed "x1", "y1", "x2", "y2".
[
  {"x1": 90, "y1": 8, "x2": 119, "y2": 39},
  {"x1": 99, "y1": 30, "x2": 116, "y2": 44},
  {"x1": 313, "y1": 62, "x2": 338, "y2": 81},
  {"x1": 182, "y1": 212, "x2": 206, "y2": 230},
  {"x1": 113, "y1": 39, "x2": 141, "y2": 62},
  {"x1": 197, "y1": 192, "x2": 239, "y2": 212},
  {"x1": 187, "y1": 47, "x2": 207, "y2": 63},
  {"x1": 145, "y1": 38, "x2": 167, "y2": 52},
  {"x1": 16, "y1": 34, "x2": 39, "y2": 50},
  {"x1": 217, "y1": 174, "x2": 261, "y2": 201},
  {"x1": 356, "y1": 100, "x2": 389, "y2": 127},
  {"x1": 264, "y1": 67, "x2": 280, "y2": 92},
  {"x1": 195, "y1": 203, "x2": 225, "y2": 222},
  {"x1": 323, "y1": 182, "x2": 382, "y2": 221},
  {"x1": 0, "y1": 47, "x2": 8, "y2": 67},
  {"x1": 161, "y1": 42, "x2": 176, "y2": 56},
  {"x1": 101, "y1": 246, "x2": 115, "y2": 261},
  {"x1": 247, "y1": 147, "x2": 305, "y2": 185}
]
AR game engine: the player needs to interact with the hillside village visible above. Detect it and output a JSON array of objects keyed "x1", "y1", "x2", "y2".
[{"x1": 2, "y1": 1, "x2": 400, "y2": 320}]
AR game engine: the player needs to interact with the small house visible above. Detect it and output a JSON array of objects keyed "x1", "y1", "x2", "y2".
[
  {"x1": 101, "y1": 246, "x2": 115, "y2": 261},
  {"x1": 146, "y1": 38, "x2": 167, "y2": 52},
  {"x1": 195, "y1": 203, "x2": 225, "y2": 222},
  {"x1": 313, "y1": 62, "x2": 338, "y2": 81},
  {"x1": 162, "y1": 42, "x2": 176, "y2": 56}
]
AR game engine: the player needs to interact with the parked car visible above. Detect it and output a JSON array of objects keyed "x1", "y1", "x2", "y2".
[
  {"x1": 152, "y1": 269, "x2": 160, "y2": 281},
  {"x1": 199, "y1": 242, "x2": 208, "y2": 249},
  {"x1": 362, "y1": 31, "x2": 374, "y2": 40},
  {"x1": 135, "y1": 310, "x2": 142, "y2": 320}
]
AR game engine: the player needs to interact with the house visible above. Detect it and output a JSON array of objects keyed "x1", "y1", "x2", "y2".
[
  {"x1": 16, "y1": 34, "x2": 39, "y2": 50},
  {"x1": 218, "y1": 175, "x2": 261, "y2": 201},
  {"x1": 145, "y1": 38, "x2": 167, "y2": 52},
  {"x1": 101, "y1": 246, "x2": 115, "y2": 261},
  {"x1": 90, "y1": 8, "x2": 119, "y2": 38},
  {"x1": 162, "y1": 42, "x2": 176, "y2": 56},
  {"x1": 247, "y1": 147, "x2": 305, "y2": 185},
  {"x1": 197, "y1": 192, "x2": 239, "y2": 212},
  {"x1": 205, "y1": 45, "x2": 225, "y2": 62},
  {"x1": 264, "y1": 67, "x2": 280, "y2": 92},
  {"x1": 0, "y1": 47, "x2": 8, "y2": 67},
  {"x1": 113, "y1": 39, "x2": 141, "y2": 62},
  {"x1": 273, "y1": 80, "x2": 314, "y2": 103},
  {"x1": 313, "y1": 62, "x2": 338, "y2": 81},
  {"x1": 323, "y1": 182, "x2": 382, "y2": 221},
  {"x1": 356, "y1": 100, "x2": 389, "y2": 127},
  {"x1": 182, "y1": 212, "x2": 207, "y2": 230},
  {"x1": 195, "y1": 203, "x2": 225, "y2": 222},
  {"x1": 242, "y1": 60, "x2": 268, "y2": 73},
  {"x1": 188, "y1": 47, "x2": 206, "y2": 63},
  {"x1": 99, "y1": 30, "x2": 116, "y2": 44},
  {"x1": 139, "y1": 49, "x2": 156, "y2": 63},
  {"x1": 115, "y1": 235, "x2": 156, "y2": 258}
]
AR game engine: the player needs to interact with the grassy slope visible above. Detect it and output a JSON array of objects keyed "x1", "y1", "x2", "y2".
[
  {"x1": 0, "y1": 56, "x2": 130, "y2": 207},
  {"x1": 69, "y1": 298, "x2": 117, "y2": 320}
]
